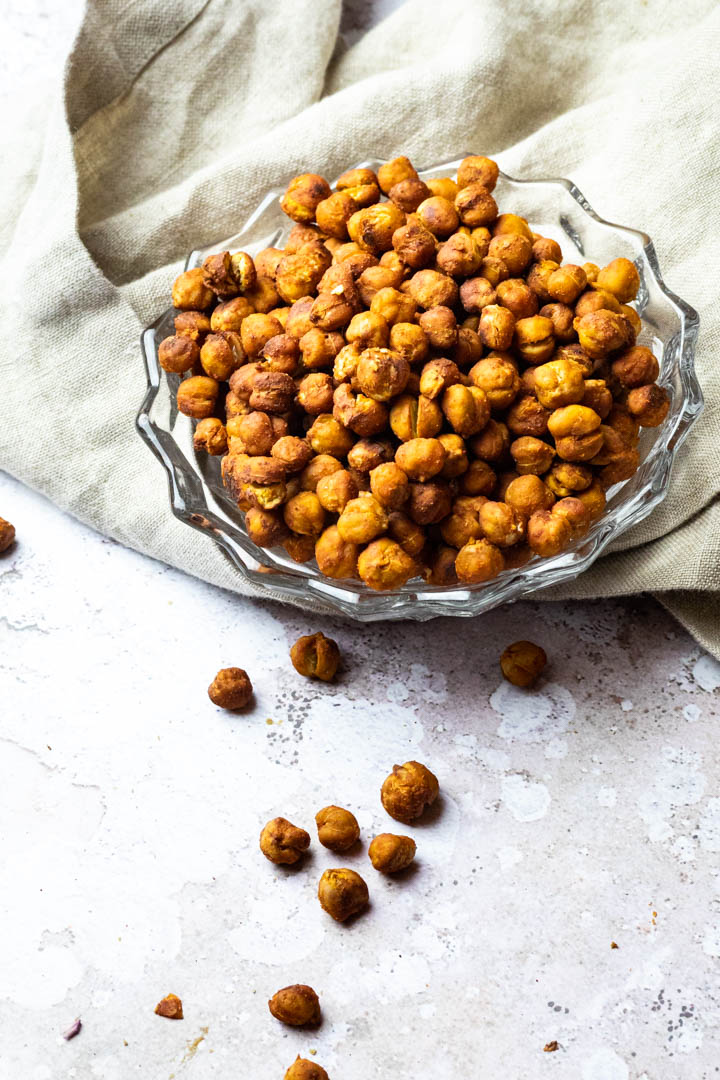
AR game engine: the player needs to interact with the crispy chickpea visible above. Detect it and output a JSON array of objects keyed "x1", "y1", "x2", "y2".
[
  {"x1": 533, "y1": 357, "x2": 585, "y2": 409},
  {"x1": 199, "y1": 332, "x2": 244, "y2": 380},
  {"x1": 506, "y1": 395, "x2": 550, "y2": 438},
  {"x1": 532, "y1": 237, "x2": 563, "y2": 263},
  {"x1": 496, "y1": 278, "x2": 539, "y2": 319},
  {"x1": 356, "y1": 347, "x2": 409, "y2": 401},
  {"x1": 194, "y1": 417, "x2": 227, "y2": 456},
  {"x1": 425, "y1": 176, "x2": 459, "y2": 201},
  {"x1": 415, "y1": 196, "x2": 459, "y2": 238},
  {"x1": 241, "y1": 313, "x2": 284, "y2": 357},
  {"x1": 514, "y1": 315, "x2": 555, "y2": 364},
  {"x1": 454, "y1": 325, "x2": 484, "y2": 369},
  {"x1": 418, "y1": 306, "x2": 457, "y2": 350},
  {"x1": 582, "y1": 261, "x2": 600, "y2": 282},
  {"x1": 479, "y1": 500, "x2": 525, "y2": 547},
  {"x1": 307, "y1": 414, "x2": 354, "y2": 456},
  {"x1": 500, "y1": 641, "x2": 547, "y2": 687},
  {"x1": 504, "y1": 474, "x2": 555, "y2": 516},
  {"x1": 573, "y1": 479, "x2": 606, "y2": 521},
  {"x1": 548, "y1": 404, "x2": 602, "y2": 439},
  {"x1": 460, "y1": 459, "x2": 497, "y2": 497},
  {"x1": 357, "y1": 537, "x2": 416, "y2": 590},
  {"x1": 492, "y1": 213, "x2": 533, "y2": 240},
  {"x1": 345, "y1": 310, "x2": 389, "y2": 350},
  {"x1": 155, "y1": 994, "x2": 183, "y2": 1020},
  {"x1": 300, "y1": 455, "x2": 342, "y2": 492},
  {"x1": 408, "y1": 481, "x2": 452, "y2": 525},
  {"x1": 208, "y1": 667, "x2": 253, "y2": 709},
  {"x1": 332, "y1": 342, "x2": 362, "y2": 386},
  {"x1": 315, "y1": 525, "x2": 359, "y2": 580},
  {"x1": 611, "y1": 345, "x2": 660, "y2": 388},
  {"x1": 381, "y1": 760, "x2": 439, "y2": 823},
  {"x1": 177, "y1": 376, "x2": 219, "y2": 419},
  {"x1": 315, "y1": 191, "x2": 356, "y2": 238},
  {"x1": 387, "y1": 511, "x2": 425, "y2": 557},
  {"x1": 554, "y1": 430, "x2": 604, "y2": 462},
  {"x1": 260, "y1": 817, "x2": 311, "y2": 865},
  {"x1": 440, "y1": 508, "x2": 483, "y2": 548},
  {"x1": 478, "y1": 255, "x2": 510, "y2": 287},
  {"x1": 316, "y1": 469, "x2": 359, "y2": 513},
  {"x1": 159, "y1": 334, "x2": 199, "y2": 374},
  {"x1": 283, "y1": 492, "x2": 326, "y2": 537},
  {"x1": 436, "y1": 231, "x2": 483, "y2": 277},
  {"x1": 309, "y1": 293, "x2": 355, "y2": 334},
  {"x1": 370, "y1": 462, "x2": 410, "y2": 509},
  {"x1": 455, "y1": 538, "x2": 505, "y2": 583},
  {"x1": 477, "y1": 304, "x2": 515, "y2": 351},
  {"x1": 552, "y1": 496, "x2": 591, "y2": 537},
  {"x1": 175, "y1": 310, "x2": 212, "y2": 343},
  {"x1": 576, "y1": 310, "x2": 634, "y2": 358},
  {"x1": 457, "y1": 154, "x2": 499, "y2": 191},
  {"x1": 395, "y1": 438, "x2": 447, "y2": 482},
  {"x1": 318, "y1": 868, "x2": 369, "y2": 922},
  {"x1": 554, "y1": 343, "x2": 593, "y2": 375},
  {"x1": 316, "y1": 806, "x2": 360, "y2": 853},
  {"x1": 377, "y1": 155, "x2": 418, "y2": 194},
  {"x1": 281, "y1": 173, "x2": 332, "y2": 223},
  {"x1": 337, "y1": 494, "x2": 388, "y2": 543},
  {"x1": 369, "y1": 833, "x2": 417, "y2": 873},
  {"x1": 581, "y1": 379, "x2": 613, "y2": 419},
  {"x1": 547, "y1": 263, "x2": 587, "y2": 304},
  {"x1": 420, "y1": 359, "x2": 462, "y2": 403},
  {"x1": 455, "y1": 182, "x2": 498, "y2": 227},
  {"x1": 254, "y1": 246, "x2": 284, "y2": 280},
  {"x1": 626, "y1": 383, "x2": 670, "y2": 427},
  {"x1": 348, "y1": 202, "x2": 406, "y2": 255},
  {"x1": 290, "y1": 631, "x2": 341, "y2": 680},
  {"x1": 285, "y1": 223, "x2": 325, "y2": 254},
  {"x1": 527, "y1": 508, "x2": 572, "y2": 557},
  {"x1": 546, "y1": 461, "x2": 593, "y2": 496},
  {"x1": 269, "y1": 985, "x2": 321, "y2": 1027},
  {"x1": 297, "y1": 373, "x2": 334, "y2": 415},
  {"x1": 488, "y1": 233, "x2": 532, "y2": 276},
  {"x1": 575, "y1": 288, "x2": 622, "y2": 317},
  {"x1": 618, "y1": 303, "x2": 642, "y2": 337},
  {"x1": 285, "y1": 297, "x2": 316, "y2": 340},
  {"x1": 496, "y1": 470, "x2": 519, "y2": 501},
  {"x1": 538, "y1": 302, "x2": 575, "y2": 342},
  {"x1": 347, "y1": 437, "x2": 394, "y2": 473},
  {"x1": 391, "y1": 217, "x2": 437, "y2": 270},
  {"x1": 441, "y1": 384, "x2": 490, "y2": 437},
  {"x1": 511, "y1": 436, "x2": 555, "y2": 475},
  {"x1": 596, "y1": 257, "x2": 640, "y2": 302},
  {"x1": 459, "y1": 275, "x2": 496, "y2": 313},
  {"x1": 299, "y1": 328, "x2": 342, "y2": 372},
  {"x1": 172, "y1": 267, "x2": 214, "y2": 311},
  {"x1": 336, "y1": 166, "x2": 379, "y2": 191},
  {"x1": 284, "y1": 1057, "x2": 329, "y2": 1080},
  {"x1": 405, "y1": 268, "x2": 458, "y2": 310},
  {"x1": 388, "y1": 177, "x2": 432, "y2": 213},
  {"x1": 333, "y1": 384, "x2": 388, "y2": 436},
  {"x1": 469, "y1": 356, "x2": 520, "y2": 410},
  {"x1": 370, "y1": 287, "x2": 417, "y2": 327},
  {"x1": 606, "y1": 403, "x2": 641, "y2": 446},
  {"x1": 275, "y1": 248, "x2": 331, "y2": 305},
  {"x1": 262, "y1": 333, "x2": 300, "y2": 374},
  {"x1": 526, "y1": 259, "x2": 558, "y2": 303},
  {"x1": 470, "y1": 418, "x2": 510, "y2": 461},
  {"x1": 426, "y1": 544, "x2": 459, "y2": 585},
  {"x1": 245, "y1": 506, "x2": 288, "y2": 548},
  {"x1": 201, "y1": 251, "x2": 240, "y2": 298},
  {"x1": 387, "y1": 323, "x2": 428, "y2": 369},
  {"x1": 250, "y1": 371, "x2": 295, "y2": 414}
]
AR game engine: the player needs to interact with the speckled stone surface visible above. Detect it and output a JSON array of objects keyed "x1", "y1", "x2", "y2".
[{"x1": 2, "y1": 3, "x2": 720, "y2": 1078}]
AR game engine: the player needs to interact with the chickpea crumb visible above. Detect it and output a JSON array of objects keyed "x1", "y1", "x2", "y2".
[{"x1": 155, "y1": 994, "x2": 183, "y2": 1020}]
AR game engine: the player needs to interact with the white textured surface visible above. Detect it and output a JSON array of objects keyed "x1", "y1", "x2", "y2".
[{"x1": 2, "y1": 2, "x2": 720, "y2": 1077}]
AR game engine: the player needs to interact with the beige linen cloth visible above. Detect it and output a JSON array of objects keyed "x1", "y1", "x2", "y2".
[{"x1": 1, "y1": 0, "x2": 719, "y2": 653}]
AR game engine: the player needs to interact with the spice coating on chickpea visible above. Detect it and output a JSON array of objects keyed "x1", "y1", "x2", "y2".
[
  {"x1": 318, "y1": 868, "x2": 369, "y2": 921},
  {"x1": 357, "y1": 537, "x2": 416, "y2": 590},
  {"x1": 284, "y1": 1057, "x2": 330, "y2": 1080},
  {"x1": 290, "y1": 632, "x2": 341, "y2": 681},
  {"x1": 316, "y1": 806, "x2": 360, "y2": 852},
  {"x1": 268, "y1": 985, "x2": 321, "y2": 1027},
  {"x1": 500, "y1": 641, "x2": 547, "y2": 687},
  {"x1": 207, "y1": 666, "x2": 253, "y2": 710},
  {"x1": 259, "y1": 817, "x2": 311, "y2": 865},
  {"x1": 0, "y1": 516, "x2": 16, "y2": 553},
  {"x1": 369, "y1": 833, "x2": 417, "y2": 874},
  {"x1": 381, "y1": 761, "x2": 439, "y2": 823}
]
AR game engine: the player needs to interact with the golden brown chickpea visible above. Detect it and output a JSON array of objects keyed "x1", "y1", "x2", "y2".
[
  {"x1": 527, "y1": 508, "x2": 572, "y2": 556},
  {"x1": 618, "y1": 304, "x2": 642, "y2": 337},
  {"x1": 596, "y1": 257, "x2": 640, "y2": 302},
  {"x1": 159, "y1": 334, "x2": 199, "y2": 374},
  {"x1": 510, "y1": 436, "x2": 555, "y2": 475},
  {"x1": 345, "y1": 310, "x2": 389, "y2": 350},
  {"x1": 405, "y1": 268, "x2": 458, "y2": 310},
  {"x1": 245, "y1": 506, "x2": 288, "y2": 548},
  {"x1": 576, "y1": 309, "x2": 634, "y2": 358},
  {"x1": 381, "y1": 760, "x2": 439, "y2": 822},
  {"x1": 425, "y1": 544, "x2": 459, "y2": 585},
  {"x1": 307, "y1": 414, "x2": 354, "y2": 457},
  {"x1": 416, "y1": 307, "x2": 455, "y2": 351},
  {"x1": 548, "y1": 404, "x2": 602, "y2": 439},
  {"x1": 315, "y1": 191, "x2": 356, "y2": 239},
  {"x1": 395, "y1": 438, "x2": 447, "y2": 482},
  {"x1": 469, "y1": 356, "x2": 520, "y2": 410},
  {"x1": 475, "y1": 304, "x2": 514, "y2": 351},
  {"x1": 370, "y1": 287, "x2": 417, "y2": 327},
  {"x1": 388, "y1": 177, "x2": 432, "y2": 213},
  {"x1": 334, "y1": 242, "x2": 377, "y2": 269},
  {"x1": 281, "y1": 173, "x2": 332, "y2": 223},
  {"x1": 309, "y1": 295, "x2": 355, "y2": 335},
  {"x1": 369, "y1": 833, "x2": 417, "y2": 873},
  {"x1": 300, "y1": 454, "x2": 343, "y2": 491},
  {"x1": 315, "y1": 806, "x2": 360, "y2": 852},
  {"x1": 506, "y1": 394, "x2": 551, "y2": 437},
  {"x1": 415, "y1": 196, "x2": 460, "y2": 238},
  {"x1": 357, "y1": 267, "x2": 405, "y2": 309},
  {"x1": 611, "y1": 345, "x2": 660, "y2": 388},
  {"x1": 286, "y1": 297, "x2": 316, "y2": 340},
  {"x1": 259, "y1": 817, "x2": 311, "y2": 865},
  {"x1": 479, "y1": 500, "x2": 525, "y2": 547},
  {"x1": 626, "y1": 383, "x2": 670, "y2": 427},
  {"x1": 317, "y1": 868, "x2": 369, "y2": 922},
  {"x1": 389, "y1": 322, "x2": 429, "y2": 366},
  {"x1": 336, "y1": 166, "x2": 379, "y2": 191},
  {"x1": 441, "y1": 384, "x2": 490, "y2": 437},
  {"x1": 470, "y1": 418, "x2": 510, "y2": 461},
  {"x1": 194, "y1": 417, "x2": 228, "y2": 456},
  {"x1": 332, "y1": 342, "x2": 362, "y2": 386},
  {"x1": 283, "y1": 492, "x2": 326, "y2": 537},
  {"x1": 514, "y1": 315, "x2": 556, "y2": 364},
  {"x1": 457, "y1": 154, "x2": 499, "y2": 191},
  {"x1": 552, "y1": 495, "x2": 591, "y2": 537},
  {"x1": 455, "y1": 538, "x2": 505, "y2": 583},
  {"x1": 455, "y1": 182, "x2": 498, "y2": 227},
  {"x1": 176, "y1": 376, "x2": 219, "y2": 419},
  {"x1": 208, "y1": 667, "x2": 253, "y2": 709},
  {"x1": 347, "y1": 437, "x2": 394, "y2": 473},
  {"x1": 275, "y1": 248, "x2": 331, "y2": 305},
  {"x1": 377, "y1": 155, "x2": 418, "y2": 194},
  {"x1": 440, "y1": 508, "x2": 483, "y2": 548},
  {"x1": 454, "y1": 326, "x2": 484, "y2": 369},
  {"x1": 500, "y1": 641, "x2": 547, "y2": 687},
  {"x1": 606, "y1": 403, "x2": 641, "y2": 445},
  {"x1": 241, "y1": 313, "x2": 284, "y2": 357},
  {"x1": 418, "y1": 358, "x2": 461, "y2": 401},
  {"x1": 547, "y1": 263, "x2": 587, "y2": 304},
  {"x1": 391, "y1": 216, "x2": 437, "y2": 270},
  {"x1": 575, "y1": 288, "x2": 622, "y2": 318},
  {"x1": 582, "y1": 261, "x2": 600, "y2": 282},
  {"x1": 379, "y1": 249, "x2": 411, "y2": 278},
  {"x1": 554, "y1": 430, "x2": 604, "y2": 462},
  {"x1": 460, "y1": 459, "x2": 497, "y2": 497},
  {"x1": 504, "y1": 474, "x2": 555, "y2": 516},
  {"x1": 315, "y1": 525, "x2": 359, "y2": 580},
  {"x1": 459, "y1": 275, "x2": 497, "y2": 313},
  {"x1": 154, "y1": 994, "x2": 183, "y2": 1020},
  {"x1": 199, "y1": 332, "x2": 244, "y2": 380},
  {"x1": 337, "y1": 494, "x2": 388, "y2": 543},
  {"x1": 172, "y1": 267, "x2": 214, "y2": 311},
  {"x1": 436, "y1": 232, "x2": 483, "y2": 279},
  {"x1": 533, "y1": 357, "x2": 585, "y2": 409},
  {"x1": 526, "y1": 259, "x2": 558, "y2": 303},
  {"x1": 358, "y1": 536, "x2": 417, "y2": 590},
  {"x1": 581, "y1": 379, "x2": 613, "y2": 419},
  {"x1": 546, "y1": 461, "x2": 593, "y2": 496},
  {"x1": 250, "y1": 371, "x2": 296, "y2": 414},
  {"x1": 290, "y1": 631, "x2": 341, "y2": 681},
  {"x1": 254, "y1": 246, "x2": 284, "y2": 280},
  {"x1": 300, "y1": 328, "x2": 343, "y2": 372},
  {"x1": 408, "y1": 481, "x2": 452, "y2": 525},
  {"x1": 492, "y1": 213, "x2": 532, "y2": 240},
  {"x1": 356, "y1": 347, "x2": 410, "y2": 402},
  {"x1": 496, "y1": 278, "x2": 539, "y2": 319},
  {"x1": 284, "y1": 1056, "x2": 329, "y2": 1080},
  {"x1": 201, "y1": 250, "x2": 244, "y2": 299},
  {"x1": 572, "y1": 479, "x2": 605, "y2": 521},
  {"x1": 333, "y1": 384, "x2": 388, "y2": 437},
  {"x1": 370, "y1": 462, "x2": 410, "y2": 509},
  {"x1": 316, "y1": 469, "x2": 359, "y2": 513},
  {"x1": 387, "y1": 511, "x2": 426, "y2": 556},
  {"x1": 285, "y1": 223, "x2": 325, "y2": 254},
  {"x1": 234, "y1": 455, "x2": 287, "y2": 487},
  {"x1": 488, "y1": 233, "x2": 532, "y2": 276},
  {"x1": 348, "y1": 202, "x2": 406, "y2": 255},
  {"x1": 174, "y1": 310, "x2": 212, "y2": 343},
  {"x1": 477, "y1": 255, "x2": 510, "y2": 287},
  {"x1": 538, "y1": 302, "x2": 575, "y2": 342},
  {"x1": 597, "y1": 447, "x2": 640, "y2": 488},
  {"x1": 496, "y1": 470, "x2": 519, "y2": 501},
  {"x1": 262, "y1": 333, "x2": 300, "y2": 374},
  {"x1": 553, "y1": 343, "x2": 594, "y2": 376},
  {"x1": 296, "y1": 373, "x2": 333, "y2": 416},
  {"x1": 426, "y1": 176, "x2": 460, "y2": 201},
  {"x1": 268, "y1": 985, "x2": 321, "y2": 1027},
  {"x1": 532, "y1": 236, "x2": 563, "y2": 263}
]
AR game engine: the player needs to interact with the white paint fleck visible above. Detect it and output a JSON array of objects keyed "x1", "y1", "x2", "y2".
[
  {"x1": 597, "y1": 787, "x2": 617, "y2": 808},
  {"x1": 671, "y1": 835, "x2": 696, "y2": 862},
  {"x1": 453, "y1": 732, "x2": 478, "y2": 757},
  {"x1": 620, "y1": 699, "x2": 633, "y2": 712},
  {"x1": 702, "y1": 924, "x2": 720, "y2": 957},
  {"x1": 698, "y1": 797, "x2": 720, "y2": 852},
  {"x1": 676, "y1": 1022, "x2": 704, "y2": 1053},
  {"x1": 581, "y1": 1047, "x2": 629, "y2": 1080},
  {"x1": 693, "y1": 655, "x2": 720, "y2": 692},
  {"x1": 386, "y1": 680, "x2": 409, "y2": 703},
  {"x1": 684, "y1": 703, "x2": 701, "y2": 722},
  {"x1": 545, "y1": 738, "x2": 568, "y2": 759},
  {"x1": 501, "y1": 774, "x2": 551, "y2": 822},
  {"x1": 636, "y1": 745, "x2": 706, "y2": 843},
  {"x1": 419, "y1": 1002, "x2": 436, "y2": 1018},
  {"x1": 497, "y1": 846, "x2": 523, "y2": 870},
  {"x1": 491, "y1": 680, "x2": 576, "y2": 743}
]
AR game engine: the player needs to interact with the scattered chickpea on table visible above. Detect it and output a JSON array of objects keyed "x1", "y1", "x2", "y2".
[{"x1": 163, "y1": 153, "x2": 668, "y2": 590}]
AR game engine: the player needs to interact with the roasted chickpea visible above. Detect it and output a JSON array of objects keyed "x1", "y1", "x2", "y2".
[
  {"x1": 381, "y1": 760, "x2": 439, "y2": 823},
  {"x1": 285, "y1": 297, "x2": 316, "y2": 340},
  {"x1": 576, "y1": 310, "x2": 634, "y2": 358},
  {"x1": 333, "y1": 384, "x2": 388, "y2": 437},
  {"x1": 208, "y1": 667, "x2": 253, "y2": 709},
  {"x1": 459, "y1": 275, "x2": 497, "y2": 313},
  {"x1": 488, "y1": 233, "x2": 532, "y2": 275},
  {"x1": 547, "y1": 404, "x2": 602, "y2": 439},
  {"x1": 314, "y1": 806, "x2": 360, "y2": 853},
  {"x1": 172, "y1": 267, "x2": 214, "y2": 311},
  {"x1": 260, "y1": 817, "x2": 311, "y2": 865},
  {"x1": 418, "y1": 306, "x2": 457, "y2": 350},
  {"x1": 275, "y1": 247, "x2": 331, "y2": 305},
  {"x1": 391, "y1": 217, "x2": 437, "y2": 270},
  {"x1": 415, "y1": 196, "x2": 459, "y2": 238},
  {"x1": 370, "y1": 462, "x2": 410, "y2": 509},
  {"x1": 337, "y1": 494, "x2": 388, "y2": 543},
  {"x1": 425, "y1": 544, "x2": 459, "y2": 585},
  {"x1": 477, "y1": 304, "x2": 515, "y2": 351},
  {"x1": 575, "y1": 288, "x2": 622, "y2": 318},
  {"x1": 284, "y1": 1057, "x2": 329, "y2": 1080},
  {"x1": 455, "y1": 182, "x2": 498, "y2": 227},
  {"x1": 527, "y1": 508, "x2": 571, "y2": 557},
  {"x1": 370, "y1": 287, "x2": 417, "y2": 327},
  {"x1": 405, "y1": 268, "x2": 458, "y2": 310},
  {"x1": 552, "y1": 495, "x2": 591, "y2": 537},
  {"x1": 357, "y1": 537, "x2": 416, "y2": 590},
  {"x1": 626, "y1": 383, "x2": 670, "y2": 427},
  {"x1": 318, "y1": 868, "x2": 369, "y2": 921},
  {"x1": 250, "y1": 371, "x2": 295, "y2": 414},
  {"x1": 254, "y1": 246, "x2": 284, "y2": 280},
  {"x1": 506, "y1": 394, "x2": 550, "y2": 437},
  {"x1": 419, "y1": 357, "x2": 462, "y2": 401},
  {"x1": 347, "y1": 437, "x2": 394, "y2": 473},
  {"x1": 245, "y1": 506, "x2": 288, "y2": 548},
  {"x1": 554, "y1": 430, "x2": 604, "y2": 462},
  {"x1": 454, "y1": 326, "x2": 484, "y2": 369},
  {"x1": 159, "y1": 334, "x2": 199, "y2": 374},
  {"x1": 176, "y1": 376, "x2": 218, "y2": 419},
  {"x1": 545, "y1": 461, "x2": 593, "y2": 496},
  {"x1": 500, "y1": 641, "x2": 547, "y2": 687},
  {"x1": 200, "y1": 331, "x2": 244, "y2": 380},
  {"x1": 395, "y1": 438, "x2": 447, "y2": 481},
  {"x1": 440, "y1": 505, "x2": 482, "y2": 548},
  {"x1": 299, "y1": 327, "x2": 342, "y2": 372},
  {"x1": 469, "y1": 355, "x2": 520, "y2": 410},
  {"x1": 389, "y1": 322, "x2": 429, "y2": 366},
  {"x1": 202, "y1": 250, "x2": 242, "y2": 298},
  {"x1": 457, "y1": 154, "x2": 499, "y2": 191},
  {"x1": 299, "y1": 454, "x2": 342, "y2": 492},
  {"x1": 262, "y1": 332, "x2": 300, "y2": 374},
  {"x1": 241, "y1": 313, "x2": 284, "y2": 357},
  {"x1": 175, "y1": 310, "x2": 212, "y2": 343},
  {"x1": 307, "y1": 414, "x2": 354, "y2": 456},
  {"x1": 336, "y1": 166, "x2": 379, "y2": 191},
  {"x1": 460, "y1": 459, "x2": 497, "y2": 497},
  {"x1": 315, "y1": 525, "x2": 358, "y2": 580},
  {"x1": 425, "y1": 176, "x2": 459, "y2": 200},
  {"x1": 547, "y1": 263, "x2": 587, "y2": 304},
  {"x1": 348, "y1": 202, "x2": 406, "y2": 254},
  {"x1": 504, "y1": 474, "x2": 555, "y2": 516},
  {"x1": 356, "y1": 347, "x2": 409, "y2": 401},
  {"x1": 479, "y1": 500, "x2": 525, "y2": 547},
  {"x1": 611, "y1": 345, "x2": 660, "y2": 388},
  {"x1": 283, "y1": 492, "x2": 325, "y2": 537},
  {"x1": 281, "y1": 173, "x2": 332, "y2": 223},
  {"x1": 492, "y1": 213, "x2": 532, "y2": 240},
  {"x1": 526, "y1": 259, "x2": 558, "y2": 303},
  {"x1": 532, "y1": 236, "x2": 563, "y2": 263},
  {"x1": 345, "y1": 310, "x2": 389, "y2": 350},
  {"x1": 478, "y1": 255, "x2": 510, "y2": 287},
  {"x1": 496, "y1": 278, "x2": 539, "y2": 319},
  {"x1": 388, "y1": 511, "x2": 426, "y2": 556},
  {"x1": 533, "y1": 357, "x2": 585, "y2": 409},
  {"x1": 581, "y1": 379, "x2": 613, "y2": 419},
  {"x1": 387, "y1": 177, "x2": 431, "y2": 213},
  {"x1": 455, "y1": 538, "x2": 505, "y2": 583},
  {"x1": 369, "y1": 833, "x2": 417, "y2": 874},
  {"x1": 514, "y1": 315, "x2": 555, "y2": 364},
  {"x1": 297, "y1": 373, "x2": 334, "y2": 415},
  {"x1": 408, "y1": 481, "x2": 452, "y2": 525},
  {"x1": 316, "y1": 469, "x2": 358, "y2": 513},
  {"x1": 596, "y1": 257, "x2": 640, "y2": 302},
  {"x1": 194, "y1": 417, "x2": 228, "y2": 456},
  {"x1": 441, "y1": 384, "x2": 490, "y2": 437},
  {"x1": 268, "y1": 985, "x2": 321, "y2": 1027},
  {"x1": 436, "y1": 231, "x2": 483, "y2": 277},
  {"x1": 510, "y1": 436, "x2": 555, "y2": 475},
  {"x1": 285, "y1": 223, "x2": 325, "y2": 254},
  {"x1": 470, "y1": 418, "x2": 510, "y2": 461},
  {"x1": 538, "y1": 302, "x2": 575, "y2": 342},
  {"x1": 315, "y1": 191, "x2": 356, "y2": 238},
  {"x1": 377, "y1": 155, "x2": 418, "y2": 193},
  {"x1": 289, "y1": 628, "x2": 342, "y2": 680}
]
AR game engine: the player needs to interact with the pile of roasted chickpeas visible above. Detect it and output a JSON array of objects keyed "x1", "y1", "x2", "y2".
[{"x1": 163, "y1": 153, "x2": 669, "y2": 590}]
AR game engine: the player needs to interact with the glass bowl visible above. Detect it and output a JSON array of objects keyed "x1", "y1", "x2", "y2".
[{"x1": 136, "y1": 157, "x2": 702, "y2": 621}]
